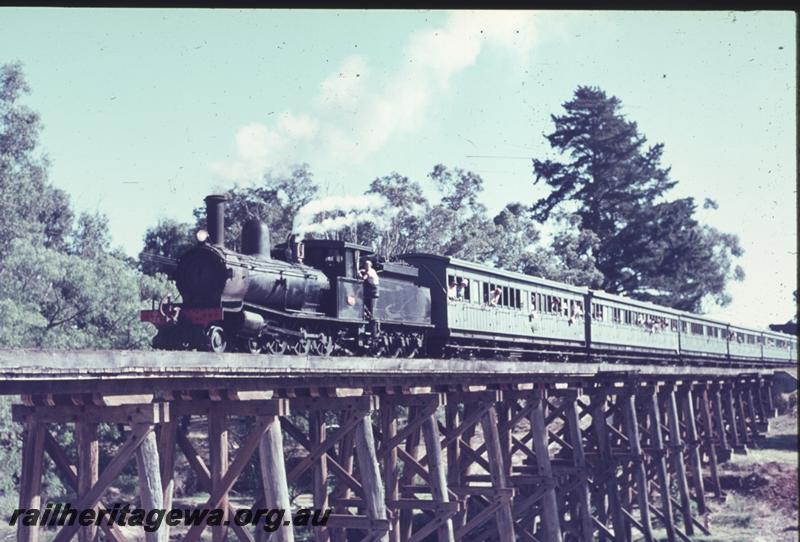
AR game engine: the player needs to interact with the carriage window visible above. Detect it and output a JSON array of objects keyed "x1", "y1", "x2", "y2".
[
  {"x1": 612, "y1": 308, "x2": 621, "y2": 323},
  {"x1": 530, "y1": 292, "x2": 538, "y2": 311},
  {"x1": 515, "y1": 289, "x2": 522, "y2": 309},
  {"x1": 670, "y1": 319, "x2": 678, "y2": 332},
  {"x1": 690, "y1": 323, "x2": 704, "y2": 335},
  {"x1": 592, "y1": 303, "x2": 604, "y2": 321},
  {"x1": 483, "y1": 283, "x2": 490, "y2": 303}
]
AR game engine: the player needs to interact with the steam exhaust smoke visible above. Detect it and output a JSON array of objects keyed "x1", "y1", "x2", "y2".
[{"x1": 293, "y1": 194, "x2": 397, "y2": 237}]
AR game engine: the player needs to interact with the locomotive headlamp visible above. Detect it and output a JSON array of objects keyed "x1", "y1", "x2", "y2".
[{"x1": 196, "y1": 229, "x2": 209, "y2": 243}]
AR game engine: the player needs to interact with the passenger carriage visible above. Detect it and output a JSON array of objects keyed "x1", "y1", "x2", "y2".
[
  {"x1": 400, "y1": 253, "x2": 588, "y2": 357},
  {"x1": 726, "y1": 324, "x2": 765, "y2": 361},
  {"x1": 587, "y1": 291, "x2": 681, "y2": 356},
  {"x1": 676, "y1": 314, "x2": 730, "y2": 360},
  {"x1": 762, "y1": 330, "x2": 797, "y2": 363}
]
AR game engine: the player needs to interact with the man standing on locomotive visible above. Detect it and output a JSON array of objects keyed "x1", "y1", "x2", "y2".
[{"x1": 360, "y1": 260, "x2": 380, "y2": 322}]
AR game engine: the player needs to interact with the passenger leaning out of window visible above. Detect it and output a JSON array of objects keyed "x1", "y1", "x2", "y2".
[
  {"x1": 489, "y1": 286, "x2": 502, "y2": 306},
  {"x1": 447, "y1": 279, "x2": 457, "y2": 300},
  {"x1": 569, "y1": 303, "x2": 584, "y2": 326},
  {"x1": 456, "y1": 278, "x2": 469, "y2": 300}
]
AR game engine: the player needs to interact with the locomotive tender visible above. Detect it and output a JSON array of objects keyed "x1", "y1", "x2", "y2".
[{"x1": 142, "y1": 195, "x2": 797, "y2": 367}]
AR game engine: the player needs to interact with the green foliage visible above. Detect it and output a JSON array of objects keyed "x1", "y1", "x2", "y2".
[
  {"x1": 362, "y1": 165, "x2": 525, "y2": 264},
  {"x1": 0, "y1": 397, "x2": 21, "y2": 512},
  {"x1": 139, "y1": 218, "x2": 195, "y2": 276},
  {"x1": 0, "y1": 61, "x2": 170, "y2": 350},
  {"x1": 416, "y1": 164, "x2": 495, "y2": 261},
  {"x1": 0, "y1": 239, "x2": 170, "y2": 349},
  {"x1": 70, "y1": 211, "x2": 111, "y2": 258},
  {"x1": 0, "y1": 62, "x2": 54, "y2": 254},
  {"x1": 0, "y1": 62, "x2": 181, "y2": 508},
  {"x1": 361, "y1": 173, "x2": 429, "y2": 258},
  {"x1": 532, "y1": 86, "x2": 744, "y2": 311}
]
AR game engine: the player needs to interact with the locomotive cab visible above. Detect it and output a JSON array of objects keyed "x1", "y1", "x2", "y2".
[
  {"x1": 278, "y1": 238, "x2": 371, "y2": 280},
  {"x1": 291, "y1": 239, "x2": 375, "y2": 320}
]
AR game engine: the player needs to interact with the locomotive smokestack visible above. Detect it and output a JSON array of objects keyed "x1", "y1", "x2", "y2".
[{"x1": 204, "y1": 194, "x2": 227, "y2": 247}]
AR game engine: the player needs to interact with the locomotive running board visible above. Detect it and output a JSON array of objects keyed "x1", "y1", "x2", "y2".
[{"x1": 243, "y1": 302, "x2": 434, "y2": 328}]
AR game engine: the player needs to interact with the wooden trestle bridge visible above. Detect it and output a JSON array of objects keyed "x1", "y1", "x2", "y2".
[{"x1": 0, "y1": 350, "x2": 794, "y2": 542}]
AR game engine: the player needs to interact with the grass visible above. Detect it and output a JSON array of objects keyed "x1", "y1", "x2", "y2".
[{"x1": 693, "y1": 411, "x2": 798, "y2": 542}]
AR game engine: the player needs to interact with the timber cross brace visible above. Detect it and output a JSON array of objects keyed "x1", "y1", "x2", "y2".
[{"x1": 11, "y1": 372, "x2": 781, "y2": 542}]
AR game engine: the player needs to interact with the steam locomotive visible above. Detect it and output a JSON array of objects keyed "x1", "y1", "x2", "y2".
[
  {"x1": 140, "y1": 195, "x2": 431, "y2": 356},
  {"x1": 141, "y1": 195, "x2": 798, "y2": 366}
]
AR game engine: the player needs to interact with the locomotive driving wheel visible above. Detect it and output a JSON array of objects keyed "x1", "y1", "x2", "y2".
[
  {"x1": 264, "y1": 337, "x2": 287, "y2": 355},
  {"x1": 241, "y1": 337, "x2": 261, "y2": 354},
  {"x1": 206, "y1": 325, "x2": 227, "y2": 353},
  {"x1": 386, "y1": 334, "x2": 405, "y2": 358},
  {"x1": 292, "y1": 338, "x2": 311, "y2": 355},
  {"x1": 311, "y1": 333, "x2": 334, "y2": 356}
]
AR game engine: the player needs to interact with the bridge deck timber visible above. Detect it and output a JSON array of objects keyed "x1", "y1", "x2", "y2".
[{"x1": 1, "y1": 349, "x2": 792, "y2": 542}]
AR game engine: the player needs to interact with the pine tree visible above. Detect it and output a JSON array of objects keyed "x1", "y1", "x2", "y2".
[{"x1": 532, "y1": 86, "x2": 743, "y2": 311}]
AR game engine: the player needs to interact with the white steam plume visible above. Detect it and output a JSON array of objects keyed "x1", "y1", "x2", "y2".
[{"x1": 293, "y1": 194, "x2": 397, "y2": 237}]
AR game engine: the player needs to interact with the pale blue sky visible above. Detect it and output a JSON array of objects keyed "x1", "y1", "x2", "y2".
[{"x1": 0, "y1": 9, "x2": 795, "y2": 328}]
